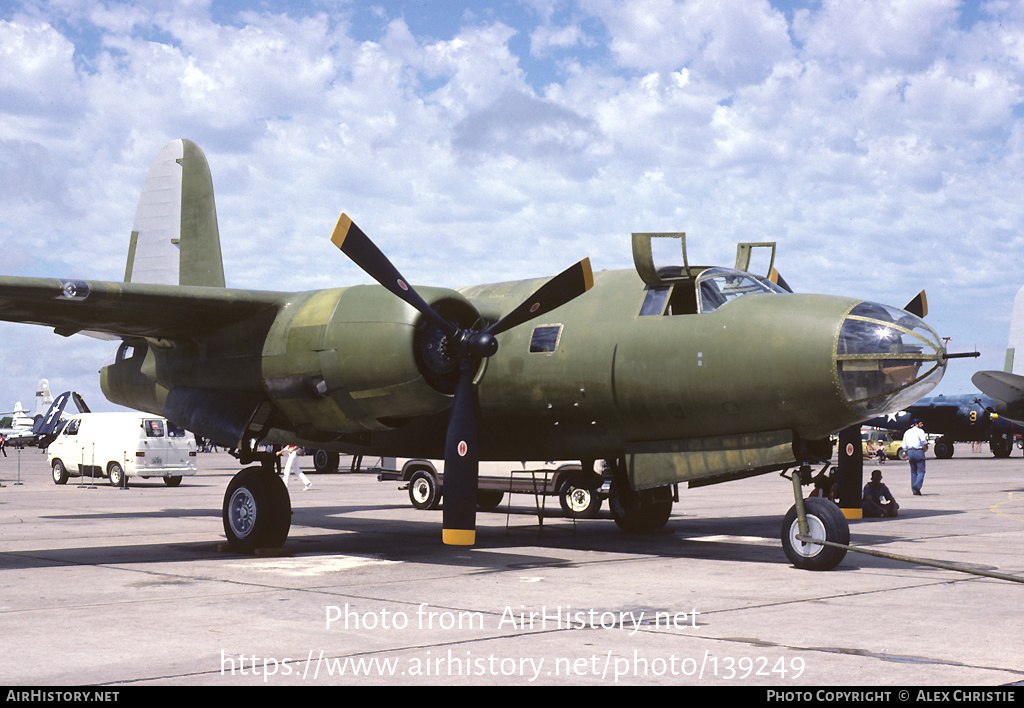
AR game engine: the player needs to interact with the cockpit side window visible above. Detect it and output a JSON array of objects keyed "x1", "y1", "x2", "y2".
[
  {"x1": 639, "y1": 283, "x2": 700, "y2": 317},
  {"x1": 639, "y1": 287, "x2": 670, "y2": 316}
]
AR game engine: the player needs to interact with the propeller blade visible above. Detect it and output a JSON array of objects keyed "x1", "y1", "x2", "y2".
[
  {"x1": 487, "y1": 258, "x2": 594, "y2": 337},
  {"x1": 768, "y1": 267, "x2": 793, "y2": 293},
  {"x1": 331, "y1": 214, "x2": 456, "y2": 336},
  {"x1": 441, "y1": 366, "x2": 479, "y2": 545},
  {"x1": 904, "y1": 290, "x2": 928, "y2": 318}
]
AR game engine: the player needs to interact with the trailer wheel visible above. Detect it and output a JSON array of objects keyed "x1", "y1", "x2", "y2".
[
  {"x1": 408, "y1": 469, "x2": 442, "y2": 510},
  {"x1": 164, "y1": 475, "x2": 182, "y2": 487},
  {"x1": 558, "y1": 477, "x2": 602, "y2": 518},
  {"x1": 477, "y1": 490, "x2": 504, "y2": 511}
]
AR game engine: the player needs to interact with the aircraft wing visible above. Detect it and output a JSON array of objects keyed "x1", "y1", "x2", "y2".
[
  {"x1": 972, "y1": 370, "x2": 1024, "y2": 410},
  {"x1": 0, "y1": 276, "x2": 285, "y2": 341}
]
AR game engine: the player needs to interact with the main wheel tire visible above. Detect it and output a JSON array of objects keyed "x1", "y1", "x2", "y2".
[
  {"x1": 408, "y1": 470, "x2": 442, "y2": 510},
  {"x1": 223, "y1": 466, "x2": 291, "y2": 552},
  {"x1": 164, "y1": 475, "x2": 182, "y2": 487},
  {"x1": 781, "y1": 497, "x2": 849, "y2": 571},
  {"x1": 558, "y1": 477, "x2": 602, "y2": 518},
  {"x1": 611, "y1": 487, "x2": 673, "y2": 533},
  {"x1": 934, "y1": 439, "x2": 953, "y2": 459},
  {"x1": 52, "y1": 460, "x2": 68, "y2": 485}
]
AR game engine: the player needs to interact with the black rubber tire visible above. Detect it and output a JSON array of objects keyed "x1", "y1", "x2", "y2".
[
  {"x1": 313, "y1": 450, "x2": 340, "y2": 473},
  {"x1": 558, "y1": 476, "x2": 602, "y2": 518},
  {"x1": 223, "y1": 466, "x2": 291, "y2": 551},
  {"x1": 408, "y1": 469, "x2": 442, "y2": 510},
  {"x1": 476, "y1": 490, "x2": 504, "y2": 511},
  {"x1": 611, "y1": 487, "x2": 673, "y2": 533},
  {"x1": 52, "y1": 459, "x2": 68, "y2": 485},
  {"x1": 781, "y1": 497, "x2": 849, "y2": 571}
]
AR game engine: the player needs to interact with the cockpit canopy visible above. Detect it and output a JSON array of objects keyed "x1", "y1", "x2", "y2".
[
  {"x1": 696, "y1": 267, "x2": 788, "y2": 313},
  {"x1": 639, "y1": 266, "x2": 786, "y2": 317}
]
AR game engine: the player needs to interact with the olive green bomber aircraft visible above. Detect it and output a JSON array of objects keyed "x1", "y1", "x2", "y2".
[{"x1": 0, "y1": 140, "x2": 952, "y2": 569}]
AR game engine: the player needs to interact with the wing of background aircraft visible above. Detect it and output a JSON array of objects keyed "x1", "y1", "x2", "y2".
[
  {"x1": 972, "y1": 282, "x2": 1024, "y2": 421},
  {"x1": 972, "y1": 370, "x2": 1024, "y2": 418}
]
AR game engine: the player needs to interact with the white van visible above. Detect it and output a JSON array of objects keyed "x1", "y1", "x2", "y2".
[{"x1": 48, "y1": 412, "x2": 197, "y2": 487}]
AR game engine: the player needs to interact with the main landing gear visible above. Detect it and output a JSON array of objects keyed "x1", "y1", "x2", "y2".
[
  {"x1": 223, "y1": 466, "x2": 292, "y2": 552},
  {"x1": 606, "y1": 457, "x2": 675, "y2": 534},
  {"x1": 222, "y1": 438, "x2": 292, "y2": 552}
]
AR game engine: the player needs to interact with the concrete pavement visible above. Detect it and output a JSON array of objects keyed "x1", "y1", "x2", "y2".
[{"x1": 1, "y1": 447, "x2": 1023, "y2": 686}]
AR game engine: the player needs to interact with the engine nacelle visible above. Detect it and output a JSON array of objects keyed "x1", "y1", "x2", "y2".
[
  {"x1": 100, "y1": 341, "x2": 168, "y2": 416},
  {"x1": 261, "y1": 284, "x2": 481, "y2": 434}
]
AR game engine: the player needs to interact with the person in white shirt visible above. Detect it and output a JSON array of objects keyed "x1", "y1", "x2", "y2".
[
  {"x1": 277, "y1": 444, "x2": 312, "y2": 490},
  {"x1": 901, "y1": 419, "x2": 929, "y2": 495}
]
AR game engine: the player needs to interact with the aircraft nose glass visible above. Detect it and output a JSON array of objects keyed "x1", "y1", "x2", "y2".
[{"x1": 836, "y1": 302, "x2": 945, "y2": 417}]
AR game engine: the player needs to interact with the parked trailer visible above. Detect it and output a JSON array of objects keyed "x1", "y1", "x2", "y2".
[{"x1": 376, "y1": 458, "x2": 607, "y2": 519}]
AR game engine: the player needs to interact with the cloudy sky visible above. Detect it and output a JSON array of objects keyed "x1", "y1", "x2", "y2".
[{"x1": 1, "y1": 0, "x2": 1022, "y2": 418}]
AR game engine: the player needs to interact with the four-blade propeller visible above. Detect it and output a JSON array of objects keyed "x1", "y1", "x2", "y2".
[{"x1": 331, "y1": 213, "x2": 594, "y2": 545}]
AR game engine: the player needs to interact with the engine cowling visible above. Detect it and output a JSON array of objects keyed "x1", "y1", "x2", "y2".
[
  {"x1": 261, "y1": 284, "x2": 482, "y2": 434},
  {"x1": 100, "y1": 341, "x2": 168, "y2": 416}
]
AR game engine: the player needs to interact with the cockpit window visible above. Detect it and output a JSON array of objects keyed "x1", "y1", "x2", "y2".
[{"x1": 696, "y1": 268, "x2": 782, "y2": 314}]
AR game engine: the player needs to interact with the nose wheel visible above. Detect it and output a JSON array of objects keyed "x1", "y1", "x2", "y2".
[{"x1": 781, "y1": 467, "x2": 849, "y2": 570}]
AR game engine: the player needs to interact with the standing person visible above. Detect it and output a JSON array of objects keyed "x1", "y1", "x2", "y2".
[
  {"x1": 277, "y1": 445, "x2": 312, "y2": 490},
  {"x1": 902, "y1": 418, "x2": 929, "y2": 495}
]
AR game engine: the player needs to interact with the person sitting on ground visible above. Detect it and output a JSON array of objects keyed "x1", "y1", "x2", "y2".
[
  {"x1": 862, "y1": 469, "x2": 899, "y2": 518},
  {"x1": 808, "y1": 470, "x2": 835, "y2": 501}
]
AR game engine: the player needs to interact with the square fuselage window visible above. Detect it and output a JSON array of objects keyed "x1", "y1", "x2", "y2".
[{"x1": 529, "y1": 324, "x2": 562, "y2": 353}]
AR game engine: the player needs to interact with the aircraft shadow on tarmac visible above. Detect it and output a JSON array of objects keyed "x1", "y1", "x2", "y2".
[{"x1": 1, "y1": 498, "x2": 973, "y2": 576}]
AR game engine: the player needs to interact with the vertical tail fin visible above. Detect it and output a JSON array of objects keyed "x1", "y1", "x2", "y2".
[
  {"x1": 972, "y1": 284, "x2": 1024, "y2": 412},
  {"x1": 124, "y1": 139, "x2": 225, "y2": 287},
  {"x1": 33, "y1": 379, "x2": 53, "y2": 417},
  {"x1": 1005, "y1": 285, "x2": 1024, "y2": 374}
]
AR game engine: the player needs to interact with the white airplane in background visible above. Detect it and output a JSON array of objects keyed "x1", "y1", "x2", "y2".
[{"x1": 1, "y1": 379, "x2": 54, "y2": 445}]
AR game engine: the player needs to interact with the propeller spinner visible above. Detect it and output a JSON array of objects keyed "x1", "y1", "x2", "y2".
[{"x1": 331, "y1": 213, "x2": 594, "y2": 545}]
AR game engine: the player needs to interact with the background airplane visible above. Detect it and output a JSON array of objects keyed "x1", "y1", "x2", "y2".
[
  {"x1": 863, "y1": 394, "x2": 1023, "y2": 458},
  {"x1": 0, "y1": 140, "x2": 955, "y2": 570},
  {"x1": 0, "y1": 379, "x2": 54, "y2": 446}
]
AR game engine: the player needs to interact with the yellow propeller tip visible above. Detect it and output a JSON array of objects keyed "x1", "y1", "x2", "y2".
[
  {"x1": 330, "y1": 213, "x2": 353, "y2": 249},
  {"x1": 442, "y1": 529, "x2": 476, "y2": 545}
]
